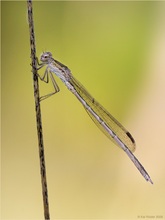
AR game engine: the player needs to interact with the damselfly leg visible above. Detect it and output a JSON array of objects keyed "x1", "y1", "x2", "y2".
[{"x1": 37, "y1": 58, "x2": 60, "y2": 101}]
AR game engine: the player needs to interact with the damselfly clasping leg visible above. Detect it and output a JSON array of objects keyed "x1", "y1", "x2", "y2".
[{"x1": 36, "y1": 57, "x2": 60, "y2": 101}]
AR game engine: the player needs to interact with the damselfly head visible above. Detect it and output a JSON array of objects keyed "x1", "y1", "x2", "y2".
[{"x1": 40, "y1": 51, "x2": 53, "y2": 63}]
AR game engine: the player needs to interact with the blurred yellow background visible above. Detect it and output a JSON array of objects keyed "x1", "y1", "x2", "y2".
[{"x1": 1, "y1": 1, "x2": 165, "y2": 219}]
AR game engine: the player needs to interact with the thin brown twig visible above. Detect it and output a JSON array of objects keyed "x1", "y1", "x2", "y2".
[{"x1": 27, "y1": 1, "x2": 50, "y2": 219}]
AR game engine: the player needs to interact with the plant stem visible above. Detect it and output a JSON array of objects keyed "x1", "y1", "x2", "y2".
[{"x1": 27, "y1": 1, "x2": 50, "y2": 219}]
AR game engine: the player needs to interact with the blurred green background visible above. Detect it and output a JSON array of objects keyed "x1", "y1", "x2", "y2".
[{"x1": 1, "y1": 1, "x2": 165, "y2": 219}]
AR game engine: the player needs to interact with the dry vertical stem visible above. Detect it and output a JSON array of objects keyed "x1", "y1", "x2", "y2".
[{"x1": 27, "y1": 1, "x2": 50, "y2": 219}]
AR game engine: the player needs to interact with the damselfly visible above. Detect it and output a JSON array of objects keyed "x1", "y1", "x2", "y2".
[{"x1": 37, "y1": 51, "x2": 153, "y2": 184}]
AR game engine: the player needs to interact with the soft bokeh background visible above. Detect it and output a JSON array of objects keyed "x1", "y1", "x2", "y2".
[{"x1": 1, "y1": 1, "x2": 165, "y2": 219}]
